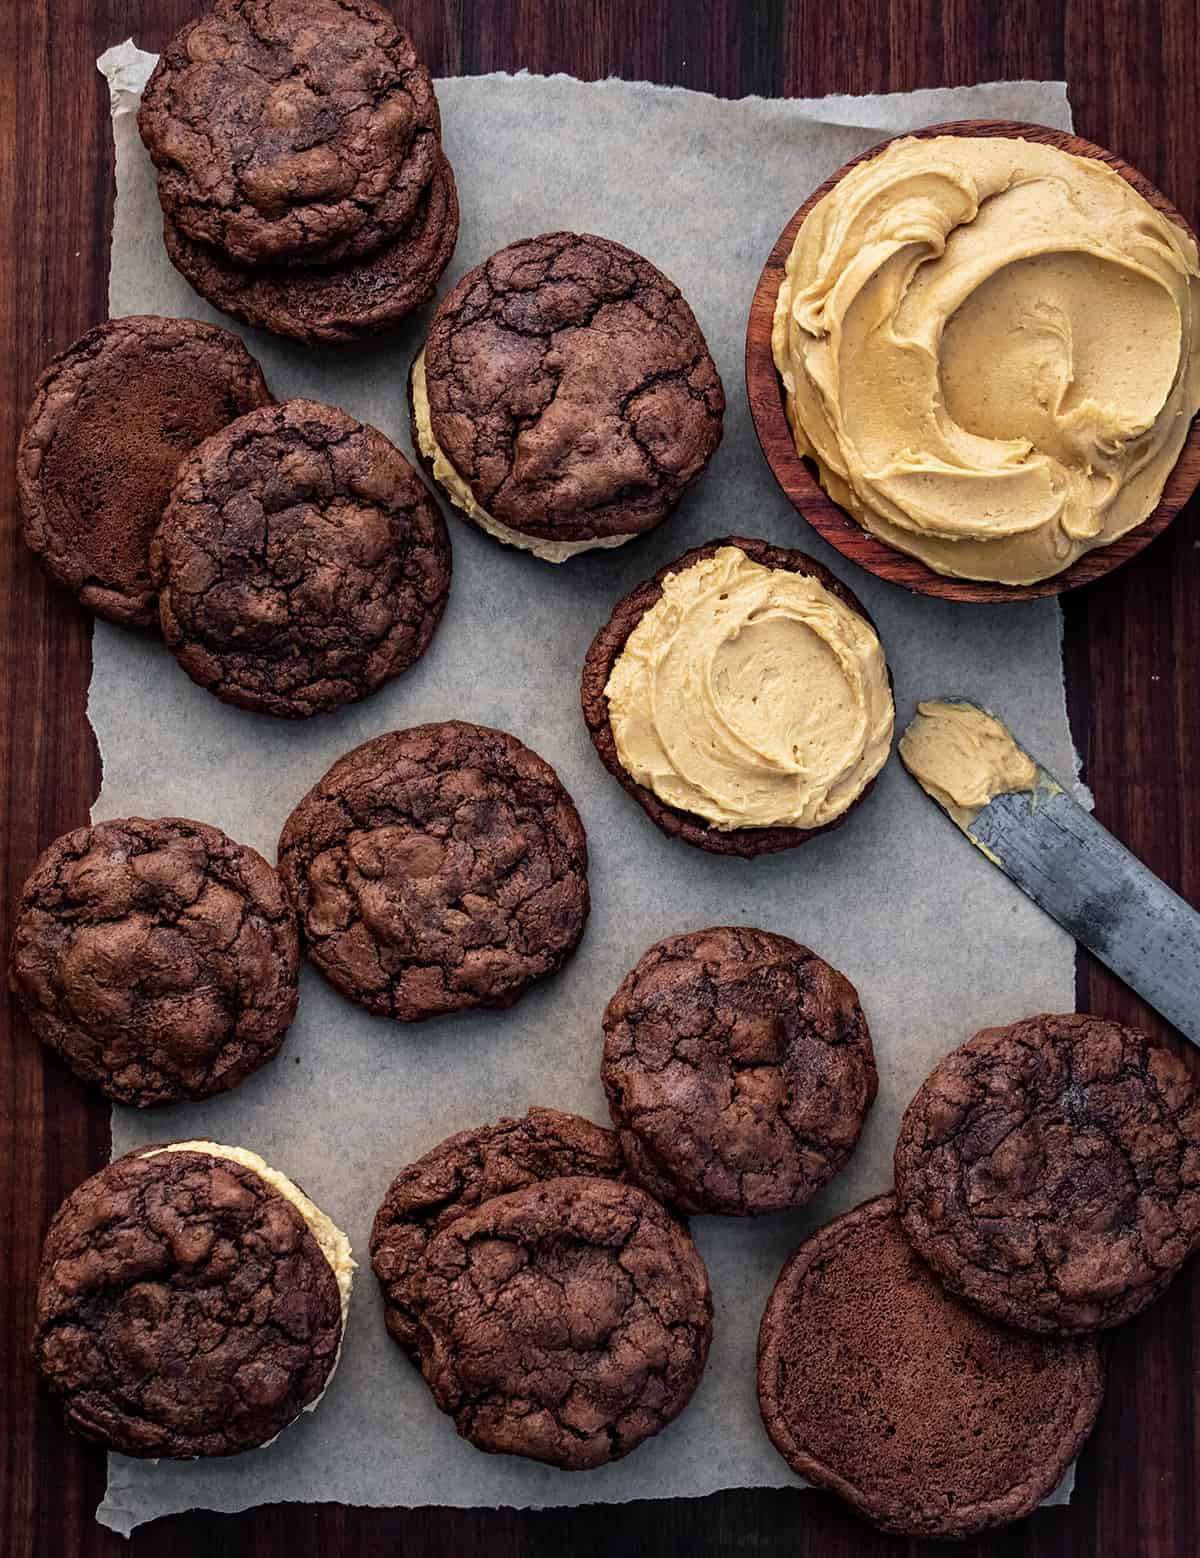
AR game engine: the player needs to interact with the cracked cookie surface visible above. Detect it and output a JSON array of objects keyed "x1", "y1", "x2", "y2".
[
  {"x1": 17, "y1": 315, "x2": 272, "y2": 627},
  {"x1": 581, "y1": 536, "x2": 885, "y2": 855},
  {"x1": 9, "y1": 818, "x2": 299, "y2": 1108},
  {"x1": 152, "y1": 399, "x2": 450, "y2": 718},
  {"x1": 756, "y1": 1194, "x2": 1104, "y2": 1539},
  {"x1": 370, "y1": 1107, "x2": 625, "y2": 1353},
  {"x1": 602, "y1": 928, "x2": 876, "y2": 1215},
  {"x1": 894, "y1": 1013, "x2": 1200, "y2": 1334},
  {"x1": 421, "y1": 232, "x2": 724, "y2": 543},
  {"x1": 164, "y1": 153, "x2": 458, "y2": 345},
  {"x1": 277, "y1": 721, "x2": 590, "y2": 1020},
  {"x1": 139, "y1": 0, "x2": 440, "y2": 267},
  {"x1": 34, "y1": 1146, "x2": 343, "y2": 1457},
  {"x1": 413, "y1": 1175, "x2": 711, "y2": 1468}
]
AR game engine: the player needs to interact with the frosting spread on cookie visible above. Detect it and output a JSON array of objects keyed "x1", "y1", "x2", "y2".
[
  {"x1": 899, "y1": 700, "x2": 1037, "y2": 830},
  {"x1": 773, "y1": 135, "x2": 1200, "y2": 584},
  {"x1": 411, "y1": 349, "x2": 636, "y2": 563},
  {"x1": 604, "y1": 546, "x2": 893, "y2": 830}
]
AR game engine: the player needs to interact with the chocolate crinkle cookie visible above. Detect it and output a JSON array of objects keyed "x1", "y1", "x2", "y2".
[
  {"x1": 9, "y1": 817, "x2": 299, "y2": 1108},
  {"x1": 894, "y1": 1012, "x2": 1200, "y2": 1334},
  {"x1": 370, "y1": 1107, "x2": 626, "y2": 1353},
  {"x1": 756, "y1": 1195, "x2": 1104, "y2": 1539},
  {"x1": 138, "y1": 0, "x2": 440, "y2": 267},
  {"x1": 277, "y1": 721, "x2": 590, "y2": 1020},
  {"x1": 163, "y1": 153, "x2": 458, "y2": 346},
  {"x1": 16, "y1": 315, "x2": 272, "y2": 627},
  {"x1": 34, "y1": 1146, "x2": 344, "y2": 1457},
  {"x1": 602, "y1": 927, "x2": 876, "y2": 1215},
  {"x1": 151, "y1": 399, "x2": 450, "y2": 719},
  {"x1": 412, "y1": 1176, "x2": 712, "y2": 1469},
  {"x1": 416, "y1": 231, "x2": 724, "y2": 549}
]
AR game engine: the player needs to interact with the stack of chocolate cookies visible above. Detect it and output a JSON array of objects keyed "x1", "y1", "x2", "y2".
[
  {"x1": 370, "y1": 1108, "x2": 713, "y2": 1470},
  {"x1": 138, "y1": 0, "x2": 458, "y2": 344}
]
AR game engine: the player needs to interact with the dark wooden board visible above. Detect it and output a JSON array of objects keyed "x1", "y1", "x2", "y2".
[
  {"x1": 2, "y1": 3, "x2": 1199, "y2": 1556},
  {"x1": 746, "y1": 118, "x2": 1200, "y2": 601}
]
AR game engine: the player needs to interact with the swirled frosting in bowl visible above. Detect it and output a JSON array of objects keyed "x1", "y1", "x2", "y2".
[
  {"x1": 772, "y1": 134, "x2": 1200, "y2": 585},
  {"x1": 604, "y1": 545, "x2": 894, "y2": 830}
]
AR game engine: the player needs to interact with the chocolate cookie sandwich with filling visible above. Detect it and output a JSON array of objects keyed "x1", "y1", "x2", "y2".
[
  {"x1": 757, "y1": 1194, "x2": 1104, "y2": 1538},
  {"x1": 581, "y1": 537, "x2": 894, "y2": 854},
  {"x1": 278, "y1": 721, "x2": 590, "y2": 1019},
  {"x1": 895, "y1": 1012, "x2": 1200, "y2": 1334},
  {"x1": 151, "y1": 399, "x2": 451, "y2": 718},
  {"x1": 34, "y1": 1141, "x2": 354, "y2": 1457},
  {"x1": 142, "y1": 0, "x2": 457, "y2": 343},
  {"x1": 370, "y1": 1107, "x2": 626, "y2": 1353},
  {"x1": 17, "y1": 315, "x2": 272, "y2": 626},
  {"x1": 411, "y1": 1176, "x2": 712, "y2": 1469},
  {"x1": 9, "y1": 817, "x2": 299, "y2": 1108},
  {"x1": 410, "y1": 231, "x2": 724, "y2": 560},
  {"x1": 602, "y1": 927, "x2": 876, "y2": 1214}
]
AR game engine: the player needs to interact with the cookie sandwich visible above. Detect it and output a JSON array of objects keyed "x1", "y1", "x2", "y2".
[
  {"x1": 410, "y1": 232, "x2": 724, "y2": 560},
  {"x1": 34, "y1": 1142, "x2": 353, "y2": 1457}
]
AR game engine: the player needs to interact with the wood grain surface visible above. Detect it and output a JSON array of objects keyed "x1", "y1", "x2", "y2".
[
  {"x1": 745, "y1": 118, "x2": 1200, "y2": 601},
  {"x1": 2, "y1": 2, "x2": 1198, "y2": 1556}
]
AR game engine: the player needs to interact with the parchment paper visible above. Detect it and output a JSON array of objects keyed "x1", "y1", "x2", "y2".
[{"x1": 92, "y1": 46, "x2": 1076, "y2": 1534}]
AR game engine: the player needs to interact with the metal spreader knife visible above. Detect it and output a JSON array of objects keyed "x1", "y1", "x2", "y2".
[{"x1": 900, "y1": 699, "x2": 1200, "y2": 1045}]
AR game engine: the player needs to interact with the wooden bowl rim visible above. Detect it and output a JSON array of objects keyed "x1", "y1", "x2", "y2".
[{"x1": 745, "y1": 118, "x2": 1200, "y2": 602}]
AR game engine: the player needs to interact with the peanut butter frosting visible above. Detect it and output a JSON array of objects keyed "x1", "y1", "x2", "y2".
[
  {"x1": 899, "y1": 700, "x2": 1037, "y2": 830},
  {"x1": 773, "y1": 135, "x2": 1200, "y2": 585},
  {"x1": 604, "y1": 545, "x2": 894, "y2": 830}
]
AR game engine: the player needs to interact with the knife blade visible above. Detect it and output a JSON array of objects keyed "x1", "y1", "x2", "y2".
[{"x1": 904, "y1": 703, "x2": 1200, "y2": 1045}]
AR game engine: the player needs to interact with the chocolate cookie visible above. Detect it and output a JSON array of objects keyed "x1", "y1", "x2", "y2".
[
  {"x1": 756, "y1": 1194, "x2": 1104, "y2": 1539},
  {"x1": 581, "y1": 536, "x2": 886, "y2": 855},
  {"x1": 894, "y1": 1013, "x2": 1200, "y2": 1335},
  {"x1": 416, "y1": 231, "x2": 724, "y2": 549},
  {"x1": 139, "y1": 0, "x2": 440, "y2": 267},
  {"x1": 16, "y1": 315, "x2": 272, "y2": 627},
  {"x1": 151, "y1": 399, "x2": 451, "y2": 719},
  {"x1": 34, "y1": 1144, "x2": 347, "y2": 1457},
  {"x1": 602, "y1": 928, "x2": 876, "y2": 1215},
  {"x1": 164, "y1": 153, "x2": 459, "y2": 346},
  {"x1": 413, "y1": 1176, "x2": 711, "y2": 1468},
  {"x1": 278, "y1": 721, "x2": 590, "y2": 1019},
  {"x1": 9, "y1": 817, "x2": 299, "y2": 1108},
  {"x1": 370, "y1": 1107, "x2": 626, "y2": 1352}
]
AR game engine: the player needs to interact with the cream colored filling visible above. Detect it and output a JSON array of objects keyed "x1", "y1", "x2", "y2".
[
  {"x1": 411, "y1": 348, "x2": 637, "y2": 563},
  {"x1": 773, "y1": 135, "x2": 1200, "y2": 585},
  {"x1": 899, "y1": 700, "x2": 1038, "y2": 831},
  {"x1": 604, "y1": 545, "x2": 894, "y2": 830}
]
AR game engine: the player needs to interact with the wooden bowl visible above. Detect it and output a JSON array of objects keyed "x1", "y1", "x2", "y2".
[{"x1": 745, "y1": 119, "x2": 1200, "y2": 602}]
